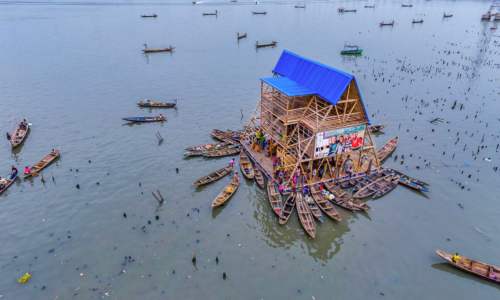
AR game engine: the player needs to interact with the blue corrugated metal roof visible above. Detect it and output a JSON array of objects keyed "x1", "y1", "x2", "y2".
[
  {"x1": 270, "y1": 50, "x2": 354, "y2": 105},
  {"x1": 261, "y1": 77, "x2": 314, "y2": 97}
]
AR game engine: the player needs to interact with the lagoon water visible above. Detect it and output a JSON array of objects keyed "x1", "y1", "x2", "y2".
[{"x1": 1, "y1": 0, "x2": 499, "y2": 299}]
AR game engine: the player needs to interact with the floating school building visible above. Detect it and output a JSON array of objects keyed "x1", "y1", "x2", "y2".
[{"x1": 242, "y1": 50, "x2": 380, "y2": 186}]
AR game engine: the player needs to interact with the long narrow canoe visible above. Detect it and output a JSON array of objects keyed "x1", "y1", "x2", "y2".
[
  {"x1": 279, "y1": 193, "x2": 296, "y2": 225},
  {"x1": 185, "y1": 142, "x2": 229, "y2": 152},
  {"x1": 376, "y1": 136, "x2": 398, "y2": 162},
  {"x1": 304, "y1": 194, "x2": 323, "y2": 222},
  {"x1": 122, "y1": 115, "x2": 166, "y2": 123},
  {"x1": 436, "y1": 249, "x2": 500, "y2": 284},
  {"x1": 24, "y1": 150, "x2": 60, "y2": 178},
  {"x1": 0, "y1": 174, "x2": 17, "y2": 195},
  {"x1": 295, "y1": 192, "x2": 316, "y2": 238},
  {"x1": 9, "y1": 120, "x2": 30, "y2": 148},
  {"x1": 325, "y1": 182, "x2": 369, "y2": 212},
  {"x1": 202, "y1": 146, "x2": 240, "y2": 158},
  {"x1": 184, "y1": 143, "x2": 233, "y2": 157},
  {"x1": 193, "y1": 165, "x2": 232, "y2": 187},
  {"x1": 254, "y1": 169, "x2": 265, "y2": 189},
  {"x1": 386, "y1": 168, "x2": 429, "y2": 192},
  {"x1": 239, "y1": 152, "x2": 255, "y2": 180},
  {"x1": 212, "y1": 174, "x2": 239, "y2": 208},
  {"x1": 352, "y1": 170, "x2": 387, "y2": 192},
  {"x1": 267, "y1": 181, "x2": 283, "y2": 217},
  {"x1": 137, "y1": 99, "x2": 176, "y2": 108},
  {"x1": 310, "y1": 185, "x2": 342, "y2": 222},
  {"x1": 353, "y1": 173, "x2": 399, "y2": 199},
  {"x1": 211, "y1": 129, "x2": 241, "y2": 144},
  {"x1": 373, "y1": 174, "x2": 400, "y2": 198}
]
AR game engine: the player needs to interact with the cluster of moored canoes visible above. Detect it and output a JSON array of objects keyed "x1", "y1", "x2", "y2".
[
  {"x1": 1, "y1": 120, "x2": 60, "y2": 195},
  {"x1": 122, "y1": 99, "x2": 177, "y2": 124},
  {"x1": 187, "y1": 126, "x2": 429, "y2": 238}
]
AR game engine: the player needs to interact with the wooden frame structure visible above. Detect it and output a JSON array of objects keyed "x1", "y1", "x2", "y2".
[{"x1": 242, "y1": 51, "x2": 380, "y2": 187}]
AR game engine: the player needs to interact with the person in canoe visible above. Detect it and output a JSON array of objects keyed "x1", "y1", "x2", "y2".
[
  {"x1": 159, "y1": 114, "x2": 165, "y2": 121},
  {"x1": 24, "y1": 166, "x2": 31, "y2": 175},
  {"x1": 229, "y1": 158, "x2": 235, "y2": 168},
  {"x1": 6, "y1": 132, "x2": 11, "y2": 141},
  {"x1": 452, "y1": 253, "x2": 461, "y2": 263},
  {"x1": 10, "y1": 165, "x2": 18, "y2": 179},
  {"x1": 233, "y1": 171, "x2": 239, "y2": 183}
]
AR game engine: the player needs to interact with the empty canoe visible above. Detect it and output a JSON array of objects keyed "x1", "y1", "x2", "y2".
[
  {"x1": 193, "y1": 165, "x2": 233, "y2": 187},
  {"x1": 212, "y1": 174, "x2": 239, "y2": 208},
  {"x1": 279, "y1": 193, "x2": 296, "y2": 225},
  {"x1": 295, "y1": 192, "x2": 316, "y2": 238}
]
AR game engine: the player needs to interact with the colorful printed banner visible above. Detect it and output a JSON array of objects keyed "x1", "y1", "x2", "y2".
[{"x1": 314, "y1": 124, "x2": 366, "y2": 158}]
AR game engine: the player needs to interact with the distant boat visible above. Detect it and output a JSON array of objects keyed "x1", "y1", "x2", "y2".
[
  {"x1": 237, "y1": 32, "x2": 247, "y2": 40},
  {"x1": 495, "y1": 13, "x2": 500, "y2": 21},
  {"x1": 380, "y1": 20, "x2": 395, "y2": 26},
  {"x1": 122, "y1": 115, "x2": 166, "y2": 123},
  {"x1": 481, "y1": 12, "x2": 491, "y2": 21},
  {"x1": 137, "y1": 99, "x2": 177, "y2": 108},
  {"x1": 401, "y1": 4, "x2": 413, "y2": 7},
  {"x1": 443, "y1": 12, "x2": 453, "y2": 18},
  {"x1": 142, "y1": 44, "x2": 174, "y2": 53},
  {"x1": 141, "y1": 14, "x2": 157, "y2": 18},
  {"x1": 294, "y1": 4, "x2": 306, "y2": 8},
  {"x1": 203, "y1": 10, "x2": 218, "y2": 16},
  {"x1": 412, "y1": 18, "x2": 424, "y2": 24},
  {"x1": 364, "y1": 4, "x2": 375, "y2": 8},
  {"x1": 338, "y1": 8, "x2": 357, "y2": 13},
  {"x1": 256, "y1": 41, "x2": 277, "y2": 49},
  {"x1": 340, "y1": 44, "x2": 363, "y2": 55},
  {"x1": 252, "y1": 11, "x2": 267, "y2": 15}
]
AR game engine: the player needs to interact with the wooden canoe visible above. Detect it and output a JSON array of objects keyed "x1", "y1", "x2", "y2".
[
  {"x1": 193, "y1": 165, "x2": 232, "y2": 187},
  {"x1": 385, "y1": 168, "x2": 429, "y2": 192},
  {"x1": 368, "y1": 124, "x2": 384, "y2": 134},
  {"x1": 24, "y1": 150, "x2": 60, "y2": 178},
  {"x1": 122, "y1": 115, "x2": 166, "y2": 123},
  {"x1": 202, "y1": 146, "x2": 240, "y2": 158},
  {"x1": 295, "y1": 192, "x2": 316, "y2": 238},
  {"x1": 353, "y1": 173, "x2": 400, "y2": 199},
  {"x1": 310, "y1": 185, "x2": 342, "y2": 222},
  {"x1": 352, "y1": 170, "x2": 388, "y2": 192},
  {"x1": 376, "y1": 136, "x2": 398, "y2": 162},
  {"x1": 211, "y1": 129, "x2": 241, "y2": 144},
  {"x1": 436, "y1": 249, "x2": 500, "y2": 284},
  {"x1": 254, "y1": 169, "x2": 265, "y2": 189},
  {"x1": 185, "y1": 142, "x2": 229, "y2": 152},
  {"x1": 9, "y1": 120, "x2": 30, "y2": 148},
  {"x1": 0, "y1": 174, "x2": 17, "y2": 195},
  {"x1": 372, "y1": 174, "x2": 400, "y2": 198},
  {"x1": 184, "y1": 143, "x2": 232, "y2": 157},
  {"x1": 325, "y1": 181, "x2": 369, "y2": 212},
  {"x1": 304, "y1": 194, "x2": 323, "y2": 222},
  {"x1": 142, "y1": 46, "x2": 174, "y2": 53},
  {"x1": 266, "y1": 181, "x2": 283, "y2": 217},
  {"x1": 137, "y1": 99, "x2": 176, "y2": 108},
  {"x1": 212, "y1": 174, "x2": 239, "y2": 208},
  {"x1": 239, "y1": 152, "x2": 255, "y2": 180},
  {"x1": 279, "y1": 193, "x2": 296, "y2": 225}
]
